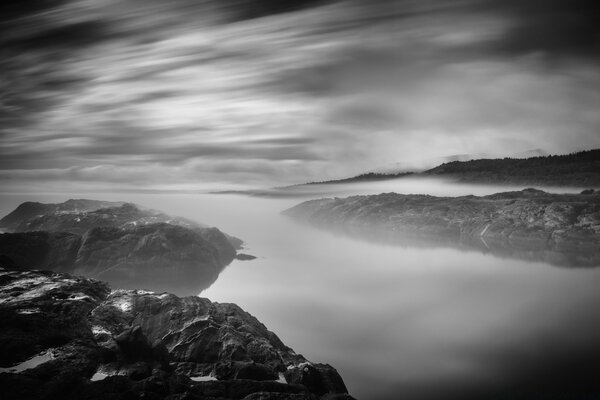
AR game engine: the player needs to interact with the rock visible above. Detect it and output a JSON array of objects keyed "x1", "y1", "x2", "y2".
[
  {"x1": 236, "y1": 253, "x2": 257, "y2": 261},
  {"x1": 0, "y1": 267, "x2": 353, "y2": 400},
  {"x1": 73, "y1": 223, "x2": 228, "y2": 293},
  {"x1": 188, "y1": 380, "x2": 312, "y2": 399},
  {"x1": 284, "y1": 364, "x2": 348, "y2": 396},
  {"x1": 0, "y1": 231, "x2": 80, "y2": 272},
  {"x1": 243, "y1": 393, "x2": 319, "y2": 400},
  {"x1": 0, "y1": 268, "x2": 109, "y2": 366},
  {"x1": 283, "y1": 189, "x2": 600, "y2": 267},
  {"x1": 0, "y1": 200, "x2": 243, "y2": 295},
  {"x1": 0, "y1": 199, "x2": 242, "y2": 250},
  {"x1": 0, "y1": 199, "x2": 124, "y2": 232}
]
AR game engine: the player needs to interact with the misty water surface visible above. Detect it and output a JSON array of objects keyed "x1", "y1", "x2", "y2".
[{"x1": 1, "y1": 179, "x2": 599, "y2": 400}]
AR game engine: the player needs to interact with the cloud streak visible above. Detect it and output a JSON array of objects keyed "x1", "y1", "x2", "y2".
[{"x1": 1, "y1": 0, "x2": 599, "y2": 191}]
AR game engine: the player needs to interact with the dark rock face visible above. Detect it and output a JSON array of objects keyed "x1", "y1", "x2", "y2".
[
  {"x1": 0, "y1": 199, "x2": 241, "y2": 249},
  {"x1": 0, "y1": 231, "x2": 81, "y2": 272},
  {"x1": 74, "y1": 223, "x2": 228, "y2": 293},
  {"x1": 0, "y1": 267, "x2": 352, "y2": 400},
  {"x1": 0, "y1": 200, "x2": 242, "y2": 295},
  {"x1": 0, "y1": 199, "x2": 124, "y2": 232},
  {"x1": 283, "y1": 189, "x2": 600, "y2": 267}
]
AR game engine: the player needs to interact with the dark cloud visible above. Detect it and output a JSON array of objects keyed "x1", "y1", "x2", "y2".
[
  {"x1": 475, "y1": 0, "x2": 600, "y2": 57},
  {"x1": 1, "y1": 0, "x2": 599, "y2": 190},
  {"x1": 0, "y1": 0, "x2": 68, "y2": 22}
]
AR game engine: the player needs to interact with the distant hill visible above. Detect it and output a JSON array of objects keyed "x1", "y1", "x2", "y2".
[
  {"x1": 301, "y1": 171, "x2": 414, "y2": 185},
  {"x1": 298, "y1": 149, "x2": 600, "y2": 187},
  {"x1": 424, "y1": 149, "x2": 600, "y2": 186}
]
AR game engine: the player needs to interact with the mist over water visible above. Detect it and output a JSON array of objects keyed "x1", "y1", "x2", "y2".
[{"x1": 2, "y1": 179, "x2": 600, "y2": 399}]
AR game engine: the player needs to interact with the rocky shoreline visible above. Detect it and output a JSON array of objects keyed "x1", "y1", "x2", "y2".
[
  {"x1": 0, "y1": 267, "x2": 352, "y2": 400},
  {"x1": 0, "y1": 200, "x2": 242, "y2": 295},
  {"x1": 283, "y1": 189, "x2": 600, "y2": 267},
  {"x1": 0, "y1": 199, "x2": 354, "y2": 399}
]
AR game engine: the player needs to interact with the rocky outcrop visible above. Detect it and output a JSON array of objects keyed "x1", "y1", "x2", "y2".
[
  {"x1": 283, "y1": 189, "x2": 600, "y2": 267},
  {"x1": 0, "y1": 199, "x2": 124, "y2": 232},
  {"x1": 0, "y1": 200, "x2": 243, "y2": 294},
  {"x1": 0, "y1": 199, "x2": 241, "y2": 248},
  {"x1": 0, "y1": 231, "x2": 81, "y2": 273},
  {"x1": 0, "y1": 267, "x2": 353, "y2": 400}
]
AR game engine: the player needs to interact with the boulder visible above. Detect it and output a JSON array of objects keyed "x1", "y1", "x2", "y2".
[{"x1": 0, "y1": 267, "x2": 353, "y2": 400}]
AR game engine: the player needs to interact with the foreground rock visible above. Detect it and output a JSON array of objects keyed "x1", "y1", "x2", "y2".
[
  {"x1": 283, "y1": 189, "x2": 600, "y2": 267},
  {"x1": 0, "y1": 200, "x2": 242, "y2": 294},
  {"x1": 0, "y1": 267, "x2": 353, "y2": 400}
]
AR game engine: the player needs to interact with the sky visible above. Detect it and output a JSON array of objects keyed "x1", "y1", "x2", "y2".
[{"x1": 1, "y1": 0, "x2": 599, "y2": 192}]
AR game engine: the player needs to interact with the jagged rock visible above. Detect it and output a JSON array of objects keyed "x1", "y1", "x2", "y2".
[
  {"x1": 0, "y1": 231, "x2": 81, "y2": 272},
  {"x1": 0, "y1": 200, "x2": 242, "y2": 295},
  {"x1": 0, "y1": 267, "x2": 353, "y2": 400},
  {"x1": 74, "y1": 223, "x2": 229, "y2": 292},
  {"x1": 283, "y1": 189, "x2": 600, "y2": 267},
  {"x1": 0, "y1": 199, "x2": 242, "y2": 250},
  {"x1": 0, "y1": 200, "x2": 124, "y2": 232},
  {"x1": 284, "y1": 364, "x2": 348, "y2": 396}
]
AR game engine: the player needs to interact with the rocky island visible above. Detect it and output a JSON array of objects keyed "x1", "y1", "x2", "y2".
[
  {"x1": 0, "y1": 267, "x2": 352, "y2": 400},
  {"x1": 283, "y1": 189, "x2": 600, "y2": 267},
  {"x1": 0, "y1": 200, "x2": 243, "y2": 295}
]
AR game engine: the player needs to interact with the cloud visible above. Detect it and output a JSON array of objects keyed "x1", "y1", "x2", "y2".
[{"x1": 1, "y1": 0, "x2": 599, "y2": 191}]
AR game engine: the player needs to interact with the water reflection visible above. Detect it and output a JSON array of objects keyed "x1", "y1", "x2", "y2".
[{"x1": 284, "y1": 219, "x2": 600, "y2": 268}]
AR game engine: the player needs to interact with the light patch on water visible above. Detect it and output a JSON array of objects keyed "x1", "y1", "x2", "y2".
[{"x1": 0, "y1": 350, "x2": 54, "y2": 373}]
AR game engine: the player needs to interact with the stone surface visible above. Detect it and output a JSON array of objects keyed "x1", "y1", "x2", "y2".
[
  {"x1": 0, "y1": 200, "x2": 242, "y2": 294},
  {"x1": 283, "y1": 189, "x2": 600, "y2": 267},
  {"x1": 0, "y1": 267, "x2": 353, "y2": 400},
  {"x1": 0, "y1": 199, "x2": 124, "y2": 232},
  {"x1": 0, "y1": 199, "x2": 241, "y2": 249}
]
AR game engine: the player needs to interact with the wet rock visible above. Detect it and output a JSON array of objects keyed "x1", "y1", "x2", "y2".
[
  {"x1": 0, "y1": 267, "x2": 353, "y2": 399},
  {"x1": 216, "y1": 361, "x2": 279, "y2": 381},
  {"x1": 243, "y1": 393, "x2": 319, "y2": 400}
]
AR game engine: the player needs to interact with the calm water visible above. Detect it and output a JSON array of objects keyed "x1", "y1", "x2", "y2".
[{"x1": 1, "y1": 179, "x2": 599, "y2": 400}]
